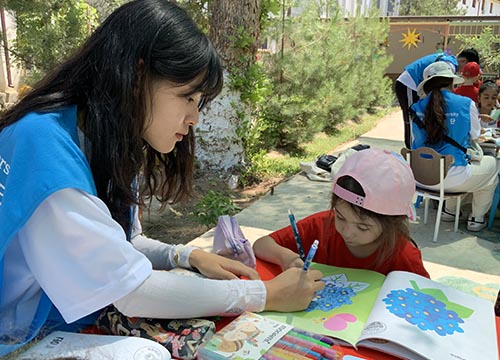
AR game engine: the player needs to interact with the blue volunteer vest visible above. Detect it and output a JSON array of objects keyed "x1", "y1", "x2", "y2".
[
  {"x1": 0, "y1": 106, "x2": 97, "y2": 356},
  {"x1": 411, "y1": 90, "x2": 473, "y2": 167},
  {"x1": 405, "y1": 53, "x2": 459, "y2": 87}
]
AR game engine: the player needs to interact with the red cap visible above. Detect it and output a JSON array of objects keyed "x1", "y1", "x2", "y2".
[{"x1": 462, "y1": 61, "x2": 481, "y2": 77}]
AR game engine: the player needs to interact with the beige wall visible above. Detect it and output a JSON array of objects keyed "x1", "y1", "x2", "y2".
[
  {"x1": 387, "y1": 23, "x2": 460, "y2": 76},
  {"x1": 386, "y1": 19, "x2": 500, "y2": 79}
]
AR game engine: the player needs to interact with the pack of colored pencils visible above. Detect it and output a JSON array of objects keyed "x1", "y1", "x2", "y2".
[{"x1": 198, "y1": 312, "x2": 339, "y2": 360}]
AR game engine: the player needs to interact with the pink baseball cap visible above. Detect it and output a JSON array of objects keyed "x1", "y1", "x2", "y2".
[{"x1": 332, "y1": 149, "x2": 416, "y2": 217}]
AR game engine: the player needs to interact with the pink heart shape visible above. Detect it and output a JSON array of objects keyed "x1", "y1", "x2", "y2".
[{"x1": 323, "y1": 313, "x2": 357, "y2": 331}]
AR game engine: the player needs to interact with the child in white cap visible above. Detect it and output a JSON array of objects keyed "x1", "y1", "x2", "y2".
[{"x1": 253, "y1": 148, "x2": 430, "y2": 278}]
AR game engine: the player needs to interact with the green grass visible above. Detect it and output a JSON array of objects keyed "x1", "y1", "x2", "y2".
[{"x1": 251, "y1": 107, "x2": 396, "y2": 179}]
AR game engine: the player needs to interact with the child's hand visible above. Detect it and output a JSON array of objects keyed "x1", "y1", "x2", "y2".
[
  {"x1": 479, "y1": 113, "x2": 494, "y2": 123},
  {"x1": 253, "y1": 235, "x2": 302, "y2": 271},
  {"x1": 188, "y1": 249, "x2": 260, "y2": 280},
  {"x1": 263, "y1": 267, "x2": 325, "y2": 312},
  {"x1": 283, "y1": 254, "x2": 304, "y2": 270}
]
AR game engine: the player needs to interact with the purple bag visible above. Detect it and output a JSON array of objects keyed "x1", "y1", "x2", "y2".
[{"x1": 213, "y1": 215, "x2": 256, "y2": 269}]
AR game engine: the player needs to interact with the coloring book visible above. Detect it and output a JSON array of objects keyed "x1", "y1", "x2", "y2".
[{"x1": 259, "y1": 261, "x2": 498, "y2": 360}]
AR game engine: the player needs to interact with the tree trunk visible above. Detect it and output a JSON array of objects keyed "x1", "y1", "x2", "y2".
[
  {"x1": 195, "y1": 0, "x2": 261, "y2": 177},
  {"x1": 209, "y1": 0, "x2": 261, "y2": 70}
]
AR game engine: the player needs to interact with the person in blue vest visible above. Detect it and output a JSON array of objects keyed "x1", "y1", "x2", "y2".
[
  {"x1": 0, "y1": 0, "x2": 324, "y2": 356},
  {"x1": 410, "y1": 61, "x2": 498, "y2": 232},
  {"x1": 395, "y1": 53, "x2": 459, "y2": 148}
]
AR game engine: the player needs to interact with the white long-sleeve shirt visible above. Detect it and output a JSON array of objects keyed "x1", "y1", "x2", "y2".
[{"x1": 1, "y1": 188, "x2": 265, "y2": 337}]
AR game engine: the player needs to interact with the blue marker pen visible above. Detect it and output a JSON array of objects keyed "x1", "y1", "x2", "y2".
[
  {"x1": 288, "y1": 208, "x2": 305, "y2": 260},
  {"x1": 302, "y1": 240, "x2": 319, "y2": 271}
]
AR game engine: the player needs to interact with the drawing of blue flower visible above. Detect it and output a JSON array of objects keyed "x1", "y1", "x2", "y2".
[
  {"x1": 305, "y1": 283, "x2": 356, "y2": 312},
  {"x1": 382, "y1": 288, "x2": 465, "y2": 336}
]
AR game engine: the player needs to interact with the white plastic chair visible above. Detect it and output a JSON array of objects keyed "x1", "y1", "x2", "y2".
[{"x1": 401, "y1": 147, "x2": 466, "y2": 243}]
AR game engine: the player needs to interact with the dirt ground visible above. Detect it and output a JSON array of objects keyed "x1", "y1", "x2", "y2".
[{"x1": 141, "y1": 173, "x2": 284, "y2": 245}]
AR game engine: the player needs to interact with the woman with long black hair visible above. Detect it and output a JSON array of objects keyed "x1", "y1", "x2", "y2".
[{"x1": 0, "y1": 1, "x2": 324, "y2": 355}]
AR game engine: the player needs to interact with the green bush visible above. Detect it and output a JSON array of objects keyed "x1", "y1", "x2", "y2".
[
  {"x1": 254, "y1": 2, "x2": 393, "y2": 151},
  {"x1": 456, "y1": 27, "x2": 500, "y2": 75},
  {"x1": 193, "y1": 190, "x2": 241, "y2": 228}
]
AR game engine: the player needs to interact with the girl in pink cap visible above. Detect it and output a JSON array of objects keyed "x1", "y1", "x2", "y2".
[{"x1": 253, "y1": 148, "x2": 430, "y2": 278}]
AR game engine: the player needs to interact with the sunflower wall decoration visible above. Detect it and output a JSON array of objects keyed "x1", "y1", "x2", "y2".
[{"x1": 400, "y1": 28, "x2": 421, "y2": 50}]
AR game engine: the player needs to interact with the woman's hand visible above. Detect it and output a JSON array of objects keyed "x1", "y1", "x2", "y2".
[
  {"x1": 263, "y1": 267, "x2": 324, "y2": 312},
  {"x1": 188, "y1": 249, "x2": 260, "y2": 280}
]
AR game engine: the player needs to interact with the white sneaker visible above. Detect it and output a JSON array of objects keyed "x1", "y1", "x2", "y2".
[{"x1": 467, "y1": 215, "x2": 487, "y2": 232}]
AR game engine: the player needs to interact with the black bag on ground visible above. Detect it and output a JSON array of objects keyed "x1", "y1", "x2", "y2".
[
  {"x1": 350, "y1": 144, "x2": 371, "y2": 151},
  {"x1": 316, "y1": 154, "x2": 337, "y2": 172}
]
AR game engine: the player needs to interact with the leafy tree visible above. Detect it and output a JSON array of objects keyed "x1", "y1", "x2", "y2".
[
  {"x1": 177, "y1": 0, "x2": 210, "y2": 33},
  {"x1": 0, "y1": 0, "x2": 98, "y2": 84},
  {"x1": 399, "y1": 0, "x2": 466, "y2": 16},
  {"x1": 85, "y1": 0, "x2": 127, "y2": 20},
  {"x1": 397, "y1": 0, "x2": 466, "y2": 16},
  {"x1": 259, "y1": 1, "x2": 393, "y2": 150},
  {"x1": 456, "y1": 27, "x2": 500, "y2": 75}
]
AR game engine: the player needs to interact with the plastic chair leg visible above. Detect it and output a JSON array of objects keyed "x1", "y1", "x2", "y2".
[
  {"x1": 423, "y1": 197, "x2": 429, "y2": 224},
  {"x1": 415, "y1": 195, "x2": 423, "y2": 209},
  {"x1": 433, "y1": 199, "x2": 445, "y2": 243},
  {"x1": 454, "y1": 196, "x2": 461, "y2": 233}
]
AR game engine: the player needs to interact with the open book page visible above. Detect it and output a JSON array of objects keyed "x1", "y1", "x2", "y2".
[
  {"x1": 356, "y1": 271, "x2": 498, "y2": 360},
  {"x1": 16, "y1": 331, "x2": 171, "y2": 360},
  {"x1": 261, "y1": 263, "x2": 386, "y2": 346}
]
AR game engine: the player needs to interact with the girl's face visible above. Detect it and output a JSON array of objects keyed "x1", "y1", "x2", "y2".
[
  {"x1": 143, "y1": 79, "x2": 202, "y2": 154},
  {"x1": 334, "y1": 199, "x2": 383, "y2": 257},
  {"x1": 479, "y1": 87, "x2": 498, "y2": 113}
]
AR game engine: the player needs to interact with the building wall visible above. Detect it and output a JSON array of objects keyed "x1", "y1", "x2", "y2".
[
  {"x1": 459, "y1": 0, "x2": 500, "y2": 15},
  {"x1": 386, "y1": 17, "x2": 500, "y2": 79},
  {"x1": 338, "y1": 0, "x2": 500, "y2": 16}
]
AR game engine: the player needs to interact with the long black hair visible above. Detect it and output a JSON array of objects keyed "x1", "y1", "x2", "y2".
[
  {"x1": 0, "y1": 0, "x2": 223, "y2": 232},
  {"x1": 422, "y1": 77, "x2": 453, "y2": 145}
]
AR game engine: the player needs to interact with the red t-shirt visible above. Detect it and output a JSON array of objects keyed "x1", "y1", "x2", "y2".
[
  {"x1": 269, "y1": 210, "x2": 429, "y2": 278},
  {"x1": 454, "y1": 84, "x2": 479, "y2": 103}
]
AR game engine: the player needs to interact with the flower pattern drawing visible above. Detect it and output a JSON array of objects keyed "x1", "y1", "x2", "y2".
[
  {"x1": 303, "y1": 274, "x2": 370, "y2": 331},
  {"x1": 382, "y1": 280, "x2": 473, "y2": 336},
  {"x1": 305, "y1": 274, "x2": 369, "y2": 312}
]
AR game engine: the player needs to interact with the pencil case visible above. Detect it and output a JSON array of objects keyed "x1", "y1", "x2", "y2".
[
  {"x1": 96, "y1": 305, "x2": 215, "y2": 360},
  {"x1": 213, "y1": 215, "x2": 256, "y2": 269}
]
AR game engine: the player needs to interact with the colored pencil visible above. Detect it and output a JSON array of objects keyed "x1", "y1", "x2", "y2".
[
  {"x1": 276, "y1": 338, "x2": 322, "y2": 359},
  {"x1": 291, "y1": 328, "x2": 336, "y2": 346},
  {"x1": 288, "y1": 330, "x2": 329, "y2": 348},
  {"x1": 282, "y1": 334, "x2": 338, "y2": 360},
  {"x1": 288, "y1": 208, "x2": 305, "y2": 260}
]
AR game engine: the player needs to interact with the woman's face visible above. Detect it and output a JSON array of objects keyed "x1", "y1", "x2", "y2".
[
  {"x1": 143, "y1": 79, "x2": 202, "y2": 154},
  {"x1": 334, "y1": 199, "x2": 382, "y2": 257},
  {"x1": 479, "y1": 87, "x2": 498, "y2": 112}
]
